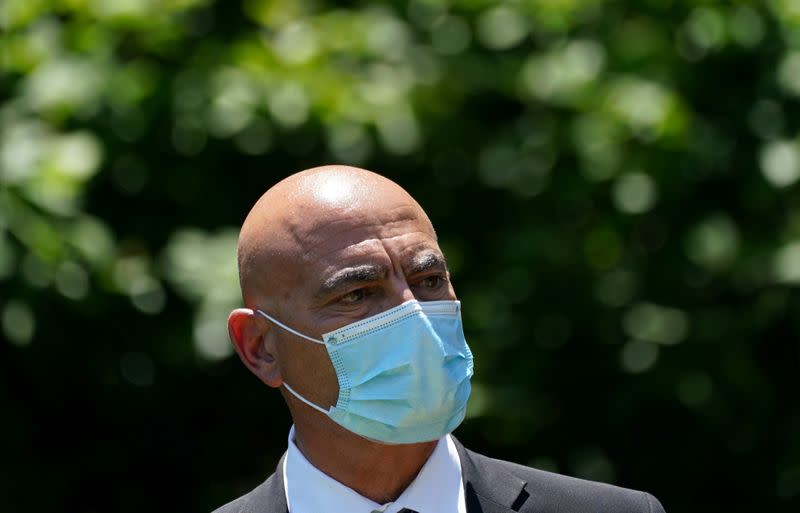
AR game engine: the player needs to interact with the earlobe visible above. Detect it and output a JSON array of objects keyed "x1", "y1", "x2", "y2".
[{"x1": 228, "y1": 308, "x2": 283, "y2": 388}]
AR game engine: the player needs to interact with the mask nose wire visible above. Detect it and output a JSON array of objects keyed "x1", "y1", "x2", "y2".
[{"x1": 255, "y1": 309, "x2": 331, "y2": 415}]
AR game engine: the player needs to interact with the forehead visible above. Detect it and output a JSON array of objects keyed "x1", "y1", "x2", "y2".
[{"x1": 290, "y1": 203, "x2": 440, "y2": 278}]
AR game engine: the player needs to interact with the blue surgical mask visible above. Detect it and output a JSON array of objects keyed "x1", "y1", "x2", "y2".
[{"x1": 256, "y1": 299, "x2": 474, "y2": 444}]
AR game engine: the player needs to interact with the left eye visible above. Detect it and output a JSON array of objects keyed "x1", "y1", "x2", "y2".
[{"x1": 419, "y1": 276, "x2": 443, "y2": 288}]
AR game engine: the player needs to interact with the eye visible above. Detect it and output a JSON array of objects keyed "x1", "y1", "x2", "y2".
[
  {"x1": 339, "y1": 288, "x2": 368, "y2": 304},
  {"x1": 418, "y1": 275, "x2": 445, "y2": 289}
]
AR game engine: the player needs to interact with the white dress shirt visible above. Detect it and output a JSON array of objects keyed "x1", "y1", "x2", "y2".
[{"x1": 283, "y1": 426, "x2": 467, "y2": 513}]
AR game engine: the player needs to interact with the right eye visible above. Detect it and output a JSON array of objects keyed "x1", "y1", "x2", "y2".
[{"x1": 339, "y1": 288, "x2": 368, "y2": 304}]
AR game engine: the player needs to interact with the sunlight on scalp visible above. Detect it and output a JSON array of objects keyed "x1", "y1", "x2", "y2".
[{"x1": 305, "y1": 173, "x2": 366, "y2": 208}]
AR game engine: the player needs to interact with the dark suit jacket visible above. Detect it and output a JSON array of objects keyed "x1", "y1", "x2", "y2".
[{"x1": 212, "y1": 438, "x2": 665, "y2": 513}]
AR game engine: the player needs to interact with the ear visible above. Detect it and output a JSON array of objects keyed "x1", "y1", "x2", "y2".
[{"x1": 228, "y1": 308, "x2": 283, "y2": 388}]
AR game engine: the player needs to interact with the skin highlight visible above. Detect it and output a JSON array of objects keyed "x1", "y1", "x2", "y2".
[{"x1": 228, "y1": 165, "x2": 457, "y2": 504}]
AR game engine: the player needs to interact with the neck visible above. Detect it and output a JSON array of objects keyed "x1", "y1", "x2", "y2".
[{"x1": 293, "y1": 421, "x2": 438, "y2": 504}]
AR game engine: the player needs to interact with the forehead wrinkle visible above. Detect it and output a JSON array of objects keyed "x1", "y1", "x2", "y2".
[
  {"x1": 308, "y1": 230, "x2": 439, "y2": 267},
  {"x1": 292, "y1": 212, "x2": 434, "y2": 262}
]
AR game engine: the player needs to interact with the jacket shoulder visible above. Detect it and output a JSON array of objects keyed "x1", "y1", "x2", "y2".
[
  {"x1": 211, "y1": 493, "x2": 248, "y2": 513},
  {"x1": 210, "y1": 481, "x2": 266, "y2": 513},
  {"x1": 464, "y1": 448, "x2": 665, "y2": 513},
  {"x1": 210, "y1": 472, "x2": 285, "y2": 513}
]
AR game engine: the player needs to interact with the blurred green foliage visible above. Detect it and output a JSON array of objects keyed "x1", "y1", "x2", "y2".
[{"x1": 1, "y1": 0, "x2": 800, "y2": 511}]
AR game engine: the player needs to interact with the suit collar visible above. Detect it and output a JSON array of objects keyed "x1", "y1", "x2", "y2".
[
  {"x1": 258, "y1": 438, "x2": 528, "y2": 513},
  {"x1": 284, "y1": 431, "x2": 463, "y2": 513},
  {"x1": 452, "y1": 437, "x2": 528, "y2": 513}
]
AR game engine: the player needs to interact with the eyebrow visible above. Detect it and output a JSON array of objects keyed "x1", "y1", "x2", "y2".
[
  {"x1": 408, "y1": 252, "x2": 448, "y2": 274},
  {"x1": 315, "y1": 253, "x2": 448, "y2": 298},
  {"x1": 317, "y1": 264, "x2": 388, "y2": 296}
]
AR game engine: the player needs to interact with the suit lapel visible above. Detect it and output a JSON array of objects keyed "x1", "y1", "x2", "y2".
[{"x1": 452, "y1": 437, "x2": 528, "y2": 513}]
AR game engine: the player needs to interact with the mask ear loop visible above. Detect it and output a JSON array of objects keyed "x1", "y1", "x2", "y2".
[
  {"x1": 255, "y1": 309, "x2": 331, "y2": 415},
  {"x1": 255, "y1": 309, "x2": 325, "y2": 344},
  {"x1": 282, "y1": 382, "x2": 330, "y2": 414}
]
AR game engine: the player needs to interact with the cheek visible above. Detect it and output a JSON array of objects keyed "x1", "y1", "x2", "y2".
[{"x1": 278, "y1": 335, "x2": 340, "y2": 407}]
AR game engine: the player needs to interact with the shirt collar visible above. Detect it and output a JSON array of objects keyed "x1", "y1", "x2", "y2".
[{"x1": 283, "y1": 426, "x2": 465, "y2": 513}]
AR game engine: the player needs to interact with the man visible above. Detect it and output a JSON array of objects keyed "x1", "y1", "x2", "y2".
[{"x1": 215, "y1": 165, "x2": 665, "y2": 513}]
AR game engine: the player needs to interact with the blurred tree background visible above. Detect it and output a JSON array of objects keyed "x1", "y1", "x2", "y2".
[{"x1": 1, "y1": 0, "x2": 799, "y2": 511}]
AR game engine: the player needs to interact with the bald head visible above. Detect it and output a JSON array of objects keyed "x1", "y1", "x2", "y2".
[{"x1": 237, "y1": 165, "x2": 435, "y2": 306}]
